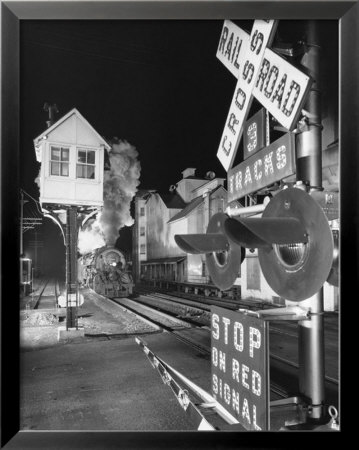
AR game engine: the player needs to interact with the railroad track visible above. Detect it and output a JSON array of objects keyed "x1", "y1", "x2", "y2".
[
  {"x1": 136, "y1": 285, "x2": 278, "y2": 312},
  {"x1": 106, "y1": 295, "x2": 304, "y2": 400},
  {"x1": 133, "y1": 290, "x2": 303, "y2": 343},
  {"x1": 32, "y1": 278, "x2": 50, "y2": 309},
  {"x1": 108, "y1": 297, "x2": 211, "y2": 355},
  {"x1": 133, "y1": 290, "x2": 339, "y2": 378},
  {"x1": 32, "y1": 278, "x2": 60, "y2": 310},
  {"x1": 111, "y1": 290, "x2": 339, "y2": 403}
]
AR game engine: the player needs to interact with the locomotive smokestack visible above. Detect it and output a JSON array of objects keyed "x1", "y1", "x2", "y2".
[{"x1": 43, "y1": 102, "x2": 59, "y2": 128}]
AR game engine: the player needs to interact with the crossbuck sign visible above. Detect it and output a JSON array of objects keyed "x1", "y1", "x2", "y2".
[{"x1": 217, "y1": 20, "x2": 312, "y2": 172}]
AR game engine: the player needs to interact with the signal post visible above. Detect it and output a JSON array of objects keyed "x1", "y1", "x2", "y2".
[
  {"x1": 65, "y1": 206, "x2": 79, "y2": 330},
  {"x1": 296, "y1": 21, "x2": 325, "y2": 422},
  {"x1": 174, "y1": 19, "x2": 339, "y2": 430}
]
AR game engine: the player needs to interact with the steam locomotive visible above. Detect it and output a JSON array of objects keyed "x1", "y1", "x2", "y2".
[{"x1": 78, "y1": 246, "x2": 133, "y2": 297}]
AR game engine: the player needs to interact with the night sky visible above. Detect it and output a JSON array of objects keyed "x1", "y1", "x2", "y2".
[
  {"x1": 19, "y1": 20, "x2": 337, "y2": 273},
  {"x1": 20, "y1": 20, "x2": 238, "y2": 272},
  {"x1": 20, "y1": 20, "x2": 241, "y2": 196}
]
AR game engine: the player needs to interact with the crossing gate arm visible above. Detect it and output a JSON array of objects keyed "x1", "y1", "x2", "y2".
[
  {"x1": 238, "y1": 305, "x2": 310, "y2": 321},
  {"x1": 136, "y1": 338, "x2": 215, "y2": 430},
  {"x1": 135, "y1": 337, "x2": 243, "y2": 430}
]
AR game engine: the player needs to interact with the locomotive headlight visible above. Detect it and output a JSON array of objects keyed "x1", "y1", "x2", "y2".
[{"x1": 273, "y1": 241, "x2": 309, "y2": 271}]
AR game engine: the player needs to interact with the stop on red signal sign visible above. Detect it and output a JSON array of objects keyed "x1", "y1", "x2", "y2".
[{"x1": 211, "y1": 306, "x2": 270, "y2": 430}]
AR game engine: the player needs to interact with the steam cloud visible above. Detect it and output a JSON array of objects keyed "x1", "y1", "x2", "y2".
[
  {"x1": 78, "y1": 138, "x2": 141, "y2": 254},
  {"x1": 99, "y1": 139, "x2": 141, "y2": 245},
  {"x1": 77, "y1": 219, "x2": 106, "y2": 255},
  {"x1": 34, "y1": 167, "x2": 41, "y2": 190}
]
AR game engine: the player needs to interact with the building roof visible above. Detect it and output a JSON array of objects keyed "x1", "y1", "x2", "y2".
[
  {"x1": 135, "y1": 189, "x2": 157, "y2": 200},
  {"x1": 167, "y1": 195, "x2": 204, "y2": 223},
  {"x1": 142, "y1": 257, "x2": 186, "y2": 264},
  {"x1": 180, "y1": 176, "x2": 208, "y2": 181},
  {"x1": 159, "y1": 192, "x2": 187, "y2": 209},
  {"x1": 33, "y1": 108, "x2": 111, "y2": 150},
  {"x1": 191, "y1": 178, "x2": 226, "y2": 193}
]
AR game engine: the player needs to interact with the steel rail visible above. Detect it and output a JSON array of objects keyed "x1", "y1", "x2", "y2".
[
  {"x1": 54, "y1": 279, "x2": 60, "y2": 306},
  {"x1": 87, "y1": 289, "x2": 337, "y2": 404},
  {"x1": 106, "y1": 295, "x2": 291, "y2": 399},
  {"x1": 270, "y1": 353, "x2": 338, "y2": 386},
  {"x1": 33, "y1": 278, "x2": 51, "y2": 309},
  {"x1": 132, "y1": 294, "x2": 209, "y2": 327},
  {"x1": 136, "y1": 291, "x2": 338, "y2": 369},
  {"x1": 125, "y1": 291, "x2": 339, "y2": 392},
  {"x1": 136, "y1": 285, "x2": 276, "y2": 312},
  {"x1": 108, "y1": 297, "x2": 211, "y2": 354},
  {"x1": 108, "y1": 297, "x2": 194, "y2": 332}
]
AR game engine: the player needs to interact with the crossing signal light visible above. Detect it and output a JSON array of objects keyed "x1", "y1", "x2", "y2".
[
  {"x1": 175, "y1": 188, "x2": 334, "y2": 301},
  {"x1": 175, "y1": 213, "x2": 245, "y2": 291},
  {"x1": 326, "y1": 229, "x2": 339, "y2": 287}
]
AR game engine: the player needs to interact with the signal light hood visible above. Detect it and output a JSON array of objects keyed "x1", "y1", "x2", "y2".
[
  {"x1": 224, "y1": 217, "x2": 308, "y2": 248},
  {"x1": 174, "y1": 233, "x2": 228, "y2": 254}
]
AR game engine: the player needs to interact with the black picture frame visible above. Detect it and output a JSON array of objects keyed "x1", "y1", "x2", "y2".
[{"x1": 1, "y1": 0, "x2": 357, "y2": 448}]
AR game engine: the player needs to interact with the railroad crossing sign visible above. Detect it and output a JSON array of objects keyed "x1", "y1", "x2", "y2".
[
  {"x1": 217, "y1": 20, "x2": 278, "y2": 171},
  {"x1": 216, "y1": 20, "x2": 312, "y2": 172}
]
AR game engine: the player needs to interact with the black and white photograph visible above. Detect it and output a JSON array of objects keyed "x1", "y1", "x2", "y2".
[{"x1": 1, "y1": 0, "x2": 357, "y2": 448}]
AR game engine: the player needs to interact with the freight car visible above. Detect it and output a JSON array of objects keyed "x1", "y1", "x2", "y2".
[
  {"x1": 139, "y1": 252, "x2": 243, "y2": 299},
  {"x1": 79, "y1": 246, "x2": 133, "y2": 297}
]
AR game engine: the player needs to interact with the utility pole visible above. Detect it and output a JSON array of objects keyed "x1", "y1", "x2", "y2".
[
  {"x1": 20, "y1": 190, "x2": 25, "y2": 296},
  {"x1": 34, "y1": 230, "x2": 38, "y2": 276},
  {"x1": 296, "y1": 21, "x2": 325, "y2": 422},
  {"x1": 65, "y1": 206, "x2": 78, "y2": 330},
  {"x1": 20, "y1": 190, "x2": 24, "y2": 256}
]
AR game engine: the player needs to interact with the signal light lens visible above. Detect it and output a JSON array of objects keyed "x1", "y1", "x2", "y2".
[
  {"x1": 274, "y1": 242, "x2": 309, "y2": 270},
  {"x1": 213, "y1": 250, "x2": 229, "y2": 268}
]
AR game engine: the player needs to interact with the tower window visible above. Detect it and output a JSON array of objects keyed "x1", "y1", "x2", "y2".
[
  {"x1": 50, "y1": 146, "x2": 69, "y2": 176},
  {"x1": 77, "y1": 149, "x2": 96, "y2": 179}
]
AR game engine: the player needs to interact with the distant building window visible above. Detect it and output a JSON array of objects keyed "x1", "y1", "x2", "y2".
[
  {"x1": 218, "y1": 197, "x2": 224, "y2": 213},
  {"x1": 140, "y1": 207, "x2": 145, "y2": 216},
  {"x1": 140, "y1": 244, "x2": 146, "y2": 254},
  {"x1": 140, "y1": 226, "x2": 145, "y2": 236},
  {"x1": 247, "y1": 257, "x2": 261, "y2": 290},
  {"x1": 202, "y1": 261, "x2": 206, "y2": 277},
  {"x1": 50, "y1": 146, "x2": 69, "y2": 176},
  {"x1": 77, "y1": 149, "x2": 95, "y2": 179}
]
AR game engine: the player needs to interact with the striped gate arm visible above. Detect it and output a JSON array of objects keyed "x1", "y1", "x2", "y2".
[
  {"x1": 135, "y1": 337, "x2": 215, "y2": 430},
  {"x1": 135, "y1": 337, "x2": 245, "y2": 430}
]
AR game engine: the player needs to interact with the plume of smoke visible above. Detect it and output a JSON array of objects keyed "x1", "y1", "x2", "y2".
[
  {"x1": 78, "y1": 218, "x2": 106, "y2": 255},
  {"x1": 99, "y1": 139, "x2": 141, "y2": 245},
  {"x1": 34, "y1": 167, "x2": 41, "y2": 190},
  {"x1": 78, "y1": 138, "x2": 141, "y2": 254}
]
